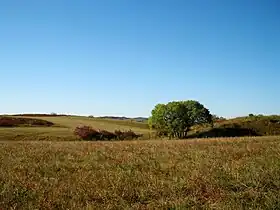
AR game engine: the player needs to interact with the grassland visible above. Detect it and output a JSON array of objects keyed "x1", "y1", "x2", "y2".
[
  {"x1": 1, "y1": 115, "x2": 280, "y2": 141},
  {"x1": 1, "y1": 116, "x2": 280, "y2": 209},
  {"x1": 1, "y1": 136, "x2": 280, "y2": 209},
  {"x1": 0, "y1": 116, "x2": 150, "y2": 141}
]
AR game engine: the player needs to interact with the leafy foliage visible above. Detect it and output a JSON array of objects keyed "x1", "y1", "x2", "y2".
[{"x1": 149, "y1": 100, "x2": 213, "y2": 139}]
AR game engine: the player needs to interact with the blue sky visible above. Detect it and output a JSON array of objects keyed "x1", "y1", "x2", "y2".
[{"x1": 0, "y1": 0, "x2": 279, "y2": 118}]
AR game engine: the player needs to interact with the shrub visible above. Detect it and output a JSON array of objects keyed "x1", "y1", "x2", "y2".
[
  {"x1": 74, "y1": 126, "x2": 100, "y2": 140},
  {"x1": 114, "y1": 129, "x2": 142, "y2": 140},
  {"x1": 114, "y1": 130, "x2": 124, "y2": 140},
  {"x1": 98, "y1": 129, "x2": 116, "y2": 140},
  {"x1": 122, "y1": 129, "x2": 139, "y2": 140},
  {"x1": 74, "y1": 126, "x2": 143, "y2": 141}
]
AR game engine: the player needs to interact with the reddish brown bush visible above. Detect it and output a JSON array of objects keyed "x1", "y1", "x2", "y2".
[
  {"x1": 122, "y1": 129, "x2": 139, "y2": 140},
  {"x1": 0, "y1": 117, "x2": 54, "y2": 127},
  {"x1": 74, "y1": 126, "x2": 101, "y2": 140},
  {"x1": 114, "y1": 130, "x2": 123, "y2": 140},
  {"x1": 98, "y1": 130, "x2": 117, "y2": 140},
  {"x1": 74, "y1": 126, "x2": 142, "y2": 141},
  {"x1": 114, "y1": 129, "x2": 142, "y2": 140}
]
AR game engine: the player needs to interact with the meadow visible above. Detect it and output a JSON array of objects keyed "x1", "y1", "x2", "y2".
[
  {"x1": 0, "y1": 116, "x2": 150, "y2": 141},
  {"x1": 1, "y1": 116, "x2": 280, "y2": 209}
]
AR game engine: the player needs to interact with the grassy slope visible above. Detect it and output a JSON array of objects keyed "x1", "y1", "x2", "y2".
[
  {"x1": 1, "y1": 115, "x2": 279, "y2": 141},
  {"x1": 189, "y1": 115, "x2": 280, "y2": 138},
  {"x1": 0, "y1": 116, "x2": 150, "y2": 141},
  {"x1": 1, "y1": 136, "x2": 280, "y2": 209}
]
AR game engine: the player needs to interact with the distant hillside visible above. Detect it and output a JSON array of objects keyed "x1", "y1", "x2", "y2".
[
  {"x1": 11, "y1": 114, "x2": 148, "y2": 122},
  {"x1": 0, "y1": 116, "x2": 54, "y2": 127},
  {"x1": 13, "y1": 114, "x2": 67, "y2": 117},
  {"x1": 189, "y1": 115, "x2": 280, "y2": 138},
  {"x1": 98, "y1": 116, "x2": 148, "y2": 122},
  {"x1": 7, "y1": 113, "x2": 280, "y2": 139}
]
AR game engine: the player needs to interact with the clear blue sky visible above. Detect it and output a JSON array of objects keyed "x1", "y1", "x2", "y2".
[{"x1": 1, "y1": 0, "x2": 279, "y2": 118}]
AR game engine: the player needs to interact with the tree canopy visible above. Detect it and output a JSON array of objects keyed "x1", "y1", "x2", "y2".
[{"x1": 148, "y1": 100, "x2": 213, "y2": 139}]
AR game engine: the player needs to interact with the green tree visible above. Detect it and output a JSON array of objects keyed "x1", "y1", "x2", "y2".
[
  {"x1": 149, "y1": 100, "x2": 212, "y2": 139},
  {"x1": 148, "y1": 103, "x2": 167, "y2": 133}
]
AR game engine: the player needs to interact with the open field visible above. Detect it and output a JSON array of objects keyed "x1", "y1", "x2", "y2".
[
  {"x1": 1, "y1": 114, "x2": 280, "y2": 142},
  {"x1": 1, "y1": 136, "x2": 280, "y2": 209},
  {"x1": 0, "y1": 116, "x2": 150, "y2": 141},
  {"x1": 1, "y1": 115, "x2": 280, "y2": 209}
]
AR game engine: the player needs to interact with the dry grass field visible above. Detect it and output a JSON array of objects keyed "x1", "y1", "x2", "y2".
[
  {"x1": 1, "y1": 116, "x2": 280, "y2": 209},
  {"x1": 1, "y1": 136, "x2": 280, "y2": 209},
  {"x1": 0, "y1": 116, "x2": 150, "y2": 141}
]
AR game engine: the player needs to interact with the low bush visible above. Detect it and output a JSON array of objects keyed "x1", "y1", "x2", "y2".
[
  {"x1": 74, "y1": 126, "x2": 142, "y2": 141},
  {"x1": 114, "y1": 129, "x2": 142, "y2": 140},
  {"x1": 74, "y1": 126, "x2": 100, "y2": 140},
  {"x1": 99, "y1": 130, "x2": 116, "y2": 140}
]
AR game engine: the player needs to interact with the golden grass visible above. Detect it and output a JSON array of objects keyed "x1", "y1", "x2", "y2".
[
  {"x1": 1, "y1": 136, "x2": 280, "y2": 209},
  {"x1": 0, "y1": 116, "x2": 150, "y2": 141},
  {"x1": 30, "y1": 116, "x2": 149, "y2": 131}
]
